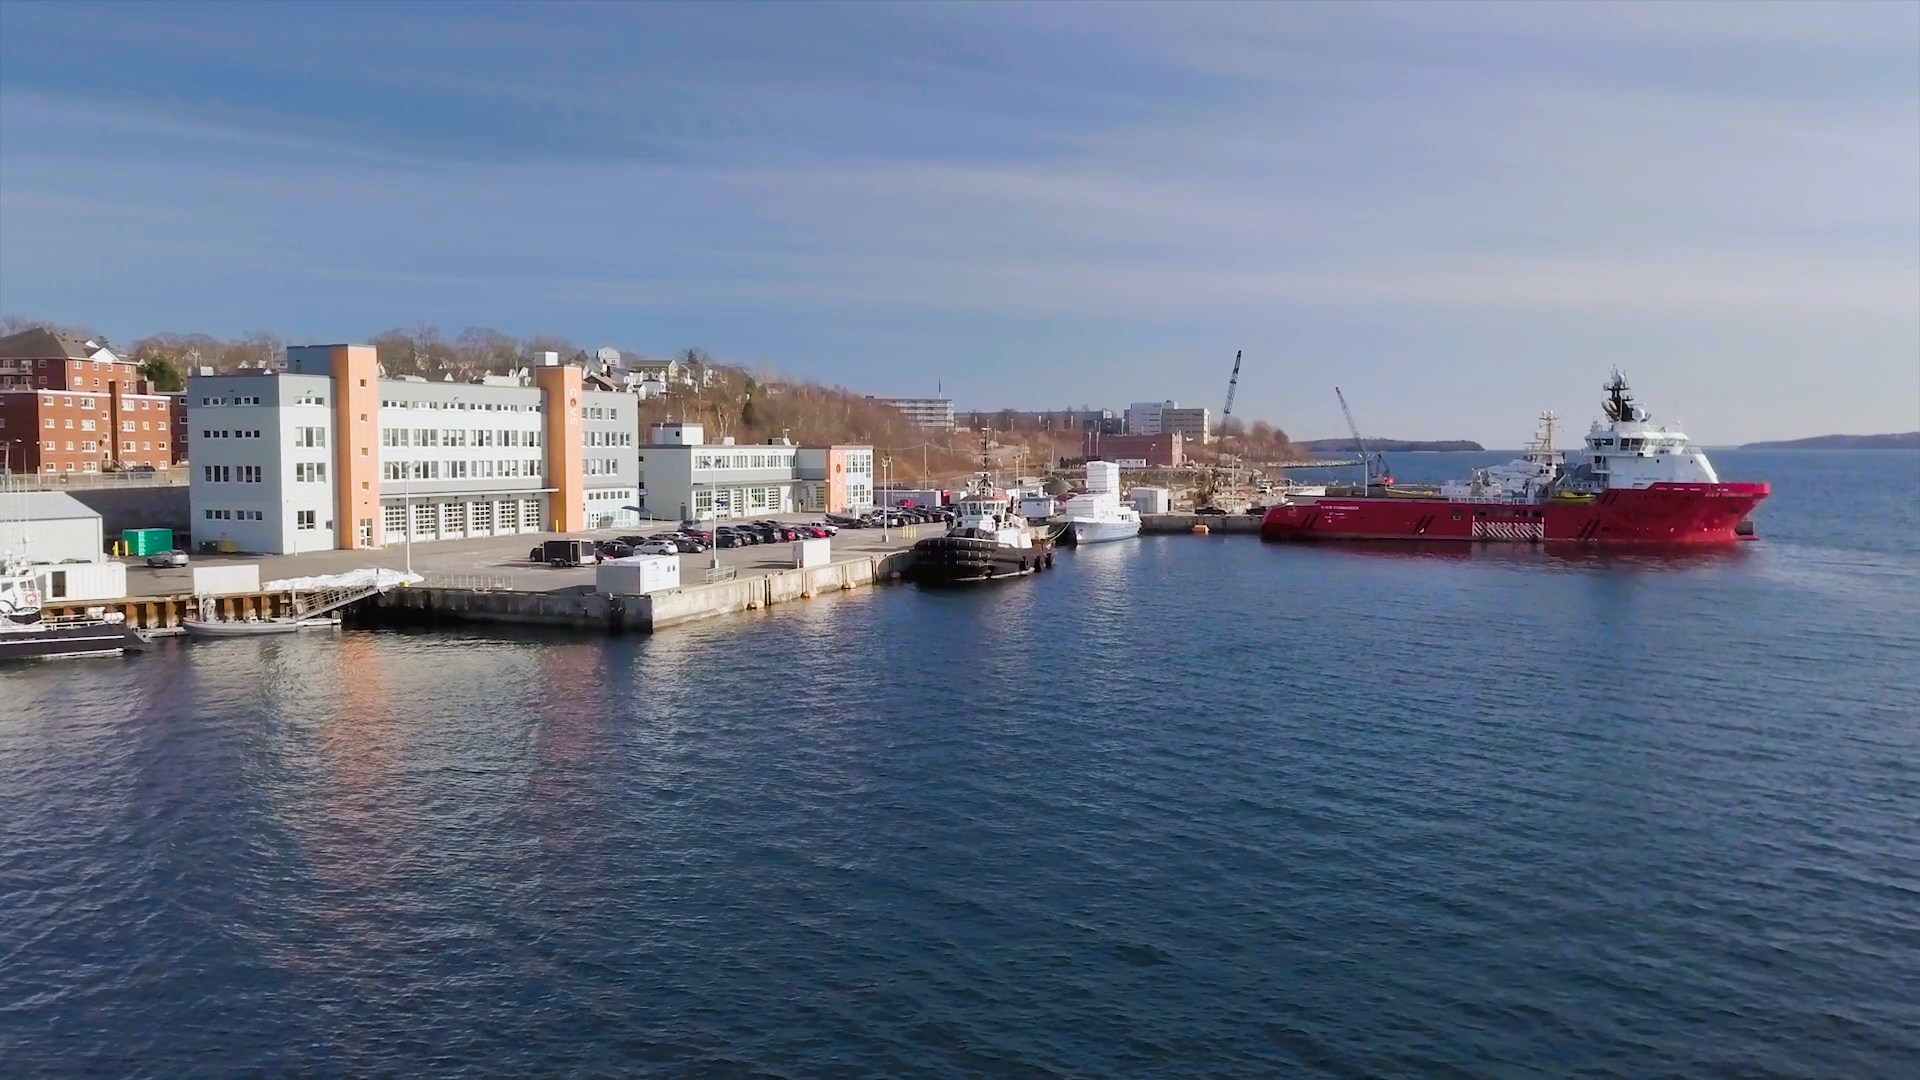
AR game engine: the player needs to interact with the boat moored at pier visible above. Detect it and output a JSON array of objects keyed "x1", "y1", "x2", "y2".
[
  {"x1": 1052, "y1": 461, "x2": 1141, "y2": 545},
  {"x1": 1, "y1": 555, "x2": 147, "y2": 661},
  {"x1": 1262, "y1": 374, "x2": 1769, "y2": 545},
  {"x1": 903, "y1": 490, "x2": 1055, "y2": 585}
]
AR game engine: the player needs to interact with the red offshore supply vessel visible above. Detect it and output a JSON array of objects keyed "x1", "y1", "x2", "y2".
[{"x1": 1261, "y1": 374, "x2": 1770, "y2": 545}]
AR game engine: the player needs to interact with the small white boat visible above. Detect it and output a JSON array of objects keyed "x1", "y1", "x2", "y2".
[{"x1": 183, "y1": 617, "x2": 303, "y2": 637}]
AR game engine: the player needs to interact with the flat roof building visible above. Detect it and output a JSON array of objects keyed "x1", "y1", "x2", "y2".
[
  {"x1": 638, "y1": 423, "x2": 874, "y2": 521},
  {"x1": 1083, "y1": 431, "x2": 1185, "y2": 469},
  {"x1": 187, "y1": 344, "x2": 634, "y2": 554},
  {"x1": 872, "y1": 397, "x2": 956, "y2": 432}
]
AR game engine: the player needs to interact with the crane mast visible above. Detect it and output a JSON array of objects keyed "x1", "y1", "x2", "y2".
[
  {"x1": 1334, "y1": 386, "x2": 1389, "y2": 489},
  {"x1": 1223, "y1": 350, "x2": 1241, "y2": 418}
]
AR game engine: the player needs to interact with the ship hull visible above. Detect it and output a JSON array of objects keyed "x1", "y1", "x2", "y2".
[
  {"x1": 903, "y1": 535, "x2": 1054, "y2": 585},
  {"x1": 0, "y1": 622, "x2": 147, "y2": 661},
  {"x1": 1058, "y1": 517, "x2": 1142, "y2": 545},
  {"x1": 1260, "y1": 483, "x2": 1770, "y2": 544}
]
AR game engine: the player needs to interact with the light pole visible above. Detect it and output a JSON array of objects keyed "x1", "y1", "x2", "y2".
[
  {"x1": 403, "y1": 460, "x2": 412, "y2": 576},
  {"x1": 880, "y1": 457, "x2": 891, "y2": 544}
]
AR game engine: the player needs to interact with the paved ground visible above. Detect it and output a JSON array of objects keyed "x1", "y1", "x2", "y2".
[{"x1": 123, "y1": 514, "x2": 923, "y2": 596}]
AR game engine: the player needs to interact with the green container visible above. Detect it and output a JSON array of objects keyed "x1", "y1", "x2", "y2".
[{"x1": 123, "y1": 528, "x2": 174, "y2": 557}]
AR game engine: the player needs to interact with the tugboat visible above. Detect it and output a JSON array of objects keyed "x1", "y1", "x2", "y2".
[
  {"x1": 903, "y1": 439, "x2": 1056, "y2": 585},
  {"x1": 1261, "y1": 372, "x2": 1769, "y2": 544},
  {"x1": 902, "y1": 489, "x2": 1056, "y2": 585},
  {"x1": 1, "y1": 553, "x2": 147, "y2": 661}
]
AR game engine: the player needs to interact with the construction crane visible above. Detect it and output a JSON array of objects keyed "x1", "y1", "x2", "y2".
[
  {"x1": 1223, "y1": 350, "x2": 1242, "y2": 418},
  {"x1": 1334, "y1": 386, "x2": 1393, "y2": 489}
]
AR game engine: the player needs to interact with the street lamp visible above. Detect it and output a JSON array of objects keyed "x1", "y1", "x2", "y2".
[{"x1": 880, "y1": 457, "x2": 891, "y2": 544}]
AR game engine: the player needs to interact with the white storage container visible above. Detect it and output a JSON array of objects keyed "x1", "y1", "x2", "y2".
[
  {"x1": 34, "y1": 561, "x2": 128, "y2": 603},
  {"x1": 1130, "y1": 487, "x2": 1171, "y2": 515},
  {"x1": 792, "y1": 538, "x2": 830, "y2": 568},
  {"x1": 193, "y1": 564, "x2": 261, "y2": 596},
  {"x1": 596, "y1": 554, "x2": 680, "y2": 596}
]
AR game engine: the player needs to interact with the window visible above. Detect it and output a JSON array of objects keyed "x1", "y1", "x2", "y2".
[
  {"x1": 295, "y1": 426, "x2": 327, "y2": 448},
  {"x1": 296, "y1": 462, "x2": 328, "y2": 482},
  {"x1": 43, "y1": 418, "x2": 52, "y2": 428},
  {"x1": 297, "y1": 510, "x2": 316, "y2": 530},
  {"x1": 123, "y1": 441, "x2": 135, "y2": 452}
]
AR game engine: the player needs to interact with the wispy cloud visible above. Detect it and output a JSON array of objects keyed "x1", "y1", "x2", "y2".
[{"x1": 1, "y1": 0, "x2": 1914, "y2": 440}]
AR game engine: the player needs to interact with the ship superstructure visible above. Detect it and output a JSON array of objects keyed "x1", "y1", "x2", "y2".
[{"x1": 1262, "y1": 374, "x2": 1768, "y2": 544}]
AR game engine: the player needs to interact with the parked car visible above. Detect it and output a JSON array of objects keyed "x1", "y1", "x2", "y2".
[
  {"x1": 145, "y1": 549, "x2": 189, "y2": 568},
  {"x1": 633, "y1": 540, "x2": 680, "y2": 557},
  {"x1": 597, "y1": 541, "x2": 636, "y2": 560},
  {"x1": 714, "y1": 530, "x2": 745, "y2": 549},
  {"x1": 806, "y1": 521, "x2": 840, "y2": 536},
  {"x1": 127, "y1": 464, "x2": 157, "y2": 474},
  {"x1": 792, "y1": 525, "x2": 829, "y2": 539},
  {"x1": 615, "y1": 535, "x2": 653, "y2": 548},
  {"x1": 654, "y1": 532, "x2": 708, "y2": 554}
]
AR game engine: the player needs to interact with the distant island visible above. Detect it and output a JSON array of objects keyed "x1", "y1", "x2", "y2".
[
  {"x1": 1300, "y1": 437, "x2": 1485, "y2": 453},
  {"x1": 1740, "y1": 432, "x2": 1919, "y2": 450}
]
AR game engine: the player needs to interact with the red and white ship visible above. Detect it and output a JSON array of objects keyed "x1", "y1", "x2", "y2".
[{"x1": 1261, "y1": 374, "x2": 1769, "y2": 545}]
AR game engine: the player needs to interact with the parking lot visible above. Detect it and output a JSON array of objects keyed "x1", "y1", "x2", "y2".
[{"x1": 122, "y1": 513, "x2": 928, "y2": 597}]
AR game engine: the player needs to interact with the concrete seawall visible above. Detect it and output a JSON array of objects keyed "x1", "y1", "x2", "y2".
[
  {"x1": 362, "y1": 551, "x2": 917, "y2": 634},
  {"x1": 1140, "y1": 514, "x2": 1264, "y2": 534}
]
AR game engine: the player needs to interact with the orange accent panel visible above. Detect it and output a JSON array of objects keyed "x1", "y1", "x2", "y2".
[
  {"x1": 536, "y1": 364, "x2": 585, "y2": 532},
  {"x1": 828, "y1": 446, "x2": 847, "y2": 513},
  {"x1": 332, "y1": 345, "x2": 382, "y2": 550}
]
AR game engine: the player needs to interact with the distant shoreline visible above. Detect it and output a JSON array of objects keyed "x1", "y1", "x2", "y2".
[
  {"x1": 1738, "y1": 432, "x2": 1919, "y2": 450},
  {"x1": 1299, "y1": 438, "x2": 1485, "y2": 453}
]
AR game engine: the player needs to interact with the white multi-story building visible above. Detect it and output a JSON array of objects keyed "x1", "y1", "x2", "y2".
[
  {"x1": 188, "y1": 344, "x2": 631, "y2": 554},
  {"x1": 638, "y1": 424, "x2": 874, "y2": 521},
  {"x1": 1127, "y1": 401, "x2": 1209, "y2": 442},
  {"x1": 873, "y1": 396, "x2": 956, "y2": 432},
  {"x1": 1127, "y1": 401, "x2": 1171, "y2": 435}
]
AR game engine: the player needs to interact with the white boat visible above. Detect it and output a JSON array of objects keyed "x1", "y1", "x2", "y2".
[
  {"x1": 183, "y1": 617, "x2": 304, "y2": 637},
  {"x1": 1052, "y1": 461, "x2": 1141, "y2": 545},
  {"x1": 2, "y1": 483, "x2": 146, "y2": 660}
]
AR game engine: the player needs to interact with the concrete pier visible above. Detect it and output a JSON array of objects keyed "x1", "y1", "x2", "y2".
[
  {"x1": 361, "y1": 551, "x2": 917, "y2": 634},
  {"x1": 1140, "y1": 514, "x2": 1264, "y2": 534}
]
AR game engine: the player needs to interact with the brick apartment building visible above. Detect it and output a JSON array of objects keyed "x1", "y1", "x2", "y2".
[
  {"x1": 0, "y1": 327, "x2": 182, "y2": 475},
  {"x1": 1082, "y1": 430, "x2": 1186, "y2": 468}
]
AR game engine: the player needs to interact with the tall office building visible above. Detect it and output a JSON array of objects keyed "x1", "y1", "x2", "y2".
[{"x1": 187, "y1": 345, "x2": 638, "y2": 554}]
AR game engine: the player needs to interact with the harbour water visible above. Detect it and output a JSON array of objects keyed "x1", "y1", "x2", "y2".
[{"x1": 3, "y1": 451, "x2": 1916, "y2": 1078}]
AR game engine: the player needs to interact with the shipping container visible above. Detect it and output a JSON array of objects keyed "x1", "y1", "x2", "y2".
[
  {"x1": 1130, "y1": 487, "x2": 1171, "y2": 515},
  {"x1": 123, "y1": 528, "x2": 175, "y2": 557},
  {"x1": 193, "y1": 564, "x2": 262, "y2": 596},
  {"x1": 596, "y1": 555, "x2": 680, "y2": 595}
]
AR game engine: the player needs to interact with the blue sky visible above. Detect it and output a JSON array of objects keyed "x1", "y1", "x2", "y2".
[{"x1": 2, "y1": 1, "x2": 1915, "y2": 443}]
